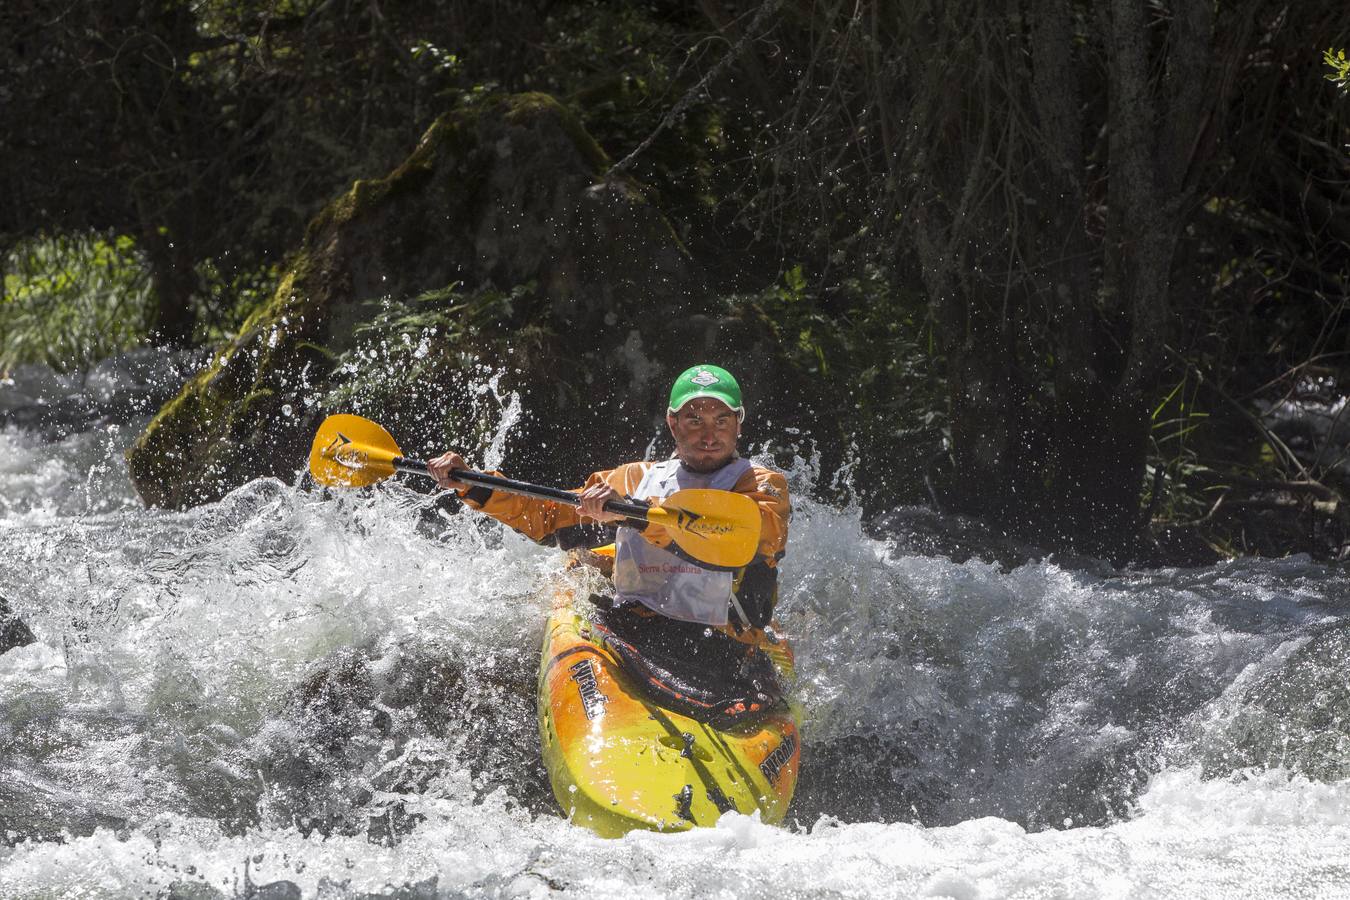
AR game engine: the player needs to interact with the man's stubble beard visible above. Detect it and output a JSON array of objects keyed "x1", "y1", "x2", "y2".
[{"x1": 677, "y1": 449, "x2": 736, "y2": 474}]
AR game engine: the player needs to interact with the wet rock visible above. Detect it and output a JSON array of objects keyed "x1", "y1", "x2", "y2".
[
  {"x1": 247, "y1": 881, "x2": 301, "y2": 900},
  {"x1": 333, "y1": 875, "x2": 439, "y2": 899},
  {"x1": 1194, "y1": 623, "x2": 1350, "y2": 782},
  {"x1": 0, "y1": 595, "x2": 35, "y2": 653},
  {"x1": 868, "y1": 505, "x2": 1055, "y2": 570},
  {"x1": 0, "y1": 772, "x2": 128, "y2": 847},
  {"x1": 164, "y1": 882, "x2": 227, "y2": 900},
  {"x1": 248, "y1": 635, "x2": 548, "y2": 840},
  {"x1": 250, "y1": 649, "x2": 385, "y2": 835},
  {"x1": 375, "y1": 638, "x2": 467, "y2": 736},
  {"x1": 792, "y1": 730, "x2": 943, "y2": 826}
]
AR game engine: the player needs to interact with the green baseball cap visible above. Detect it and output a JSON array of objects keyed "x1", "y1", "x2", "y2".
[{"x1": 668, "y1": 364, "x2": 745, "y2": 421}]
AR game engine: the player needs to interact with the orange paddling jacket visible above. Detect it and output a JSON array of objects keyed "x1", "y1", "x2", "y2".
[{"x1": 458, "y1": 460, "x2": 790, "y2": 628}]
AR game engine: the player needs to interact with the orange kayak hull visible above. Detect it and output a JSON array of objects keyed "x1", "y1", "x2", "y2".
[{"x1": 536, "y1": 576, "x2": 800, "y2": 837}]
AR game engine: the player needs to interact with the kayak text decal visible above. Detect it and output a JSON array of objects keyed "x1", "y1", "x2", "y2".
[
  {"x1": 569, "y1": 657, "x2": 608, "y2": 720},
  {"x1": 759, "y1": 732, "x2": 797, "y2": 785}
]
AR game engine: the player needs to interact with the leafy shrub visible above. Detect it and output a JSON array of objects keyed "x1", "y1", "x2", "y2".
[
  {"x1": 727, "y1": 265, "x2": 946, "y2": 506},
  {"x1": 1327, "y1": 48, "x2": 1349, "y2": 92},
  {"x1": 1, "y1": 233, "x2": 154, "y2": 372}
]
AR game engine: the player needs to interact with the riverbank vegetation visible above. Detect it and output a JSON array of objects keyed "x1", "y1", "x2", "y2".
[{"x1": 3, "y1": 1, "x2": 1348, "y2": 563}]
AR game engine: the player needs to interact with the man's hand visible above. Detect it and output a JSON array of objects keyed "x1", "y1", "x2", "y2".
[
  {"x1": 427, "y1": 451, "x2": 471, "y2": 492},
  {"x1": 577, "y1": 483, "x2": 626, "y2": 523}
]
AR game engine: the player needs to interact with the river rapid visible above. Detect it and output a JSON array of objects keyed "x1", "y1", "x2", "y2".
[{"x1": 3, "y1": 358, "x2": 1350, "y2": 899}]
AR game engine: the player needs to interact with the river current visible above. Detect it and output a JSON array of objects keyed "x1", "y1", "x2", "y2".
[{"x1": 2, "y1": 358, "x2": 1350, "y2": 898}]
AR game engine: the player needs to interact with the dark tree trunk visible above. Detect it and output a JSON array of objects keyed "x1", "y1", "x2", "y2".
[
  {"x1": 900, "y1": 0, "x2": 1234, "y2": 555},
  {"x1": 141, "y1": 227, "x2": 199, "y2": 346}
]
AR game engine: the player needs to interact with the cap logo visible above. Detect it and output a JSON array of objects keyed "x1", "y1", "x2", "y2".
[{"x1": 689, "y1": 370, "x2": 720, "y2": 387}]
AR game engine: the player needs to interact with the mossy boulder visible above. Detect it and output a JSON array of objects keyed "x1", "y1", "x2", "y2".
[{"x1": 128, "y1": 92, "x2": 834, "y2": 507}]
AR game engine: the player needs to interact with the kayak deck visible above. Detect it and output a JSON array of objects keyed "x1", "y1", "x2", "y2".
[{"x1": 536, "y1": 573, "x2": 800, "y2": 837}]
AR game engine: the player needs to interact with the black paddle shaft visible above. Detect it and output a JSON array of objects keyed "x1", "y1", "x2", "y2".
[{"x1": 392, "y1": 457, "x2": 652, "y2": 520}]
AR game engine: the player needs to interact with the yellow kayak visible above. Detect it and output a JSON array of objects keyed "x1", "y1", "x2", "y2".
[{"x1": 536, "y1": 568, "x2": 801, "y2": 837}]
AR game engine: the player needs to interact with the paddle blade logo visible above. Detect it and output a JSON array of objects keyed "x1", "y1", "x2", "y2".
[
  {"x1": 310, "y1": 428, "x2": 393, "y2": 488},
  {"x1": 325, "y1": 432, "x2": 368, "y2": 470},
  {"x1": 674, "y1": 509, "x2": 735, "y2": 538}
]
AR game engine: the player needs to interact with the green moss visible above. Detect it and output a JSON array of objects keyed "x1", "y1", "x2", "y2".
[
  {"x1": 302, "y1": 115, "x2": 457, "y2": 244},
  {"x1": 295, "y1": 341, "x2": 338, "y2": 362},
  {"x1": 501, "y1": 92, "x2": 610, "y2": 174}
]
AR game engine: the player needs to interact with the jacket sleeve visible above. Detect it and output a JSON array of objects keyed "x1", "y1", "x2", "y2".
[
  {"x1": 458, "y1": 462, "x2": 652, "y2": 547},
  {"x1": 458, "y1": 460, "x2": 788, "y2": 564},
  {"x1": 735, "y1": 465, "x2": 791, "y2": 566}
]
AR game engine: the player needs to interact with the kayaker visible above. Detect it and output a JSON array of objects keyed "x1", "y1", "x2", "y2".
[{"x1": 427, "y1": 364, "x2": 790, "y2": 631}]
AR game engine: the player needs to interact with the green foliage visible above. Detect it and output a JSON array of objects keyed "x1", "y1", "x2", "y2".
[
  {"x1": 410, "y1": 41, "x2": 462, "y2": 77},
  {"x1": 747, "y1": 264, "x2": 834, "y2": 375},
  {"x1": 0, "y1": 231, "x2": 278, "y2": 374},
  {"x1": 1, "y1": 233, "x2": 155, "y2": 372},
  {"x1": 1326, "y1": 48, "x2": 1349, "y2": 91},
  {"x1": 9, "y1": 0, "x2": 1345, "y2": 553},
  {"x1": 728, "y1": 265, "x2": 946, "y2": 504},
  {"x1": 1143, "y1": 372, "x2": 1216, "y2": 523}
]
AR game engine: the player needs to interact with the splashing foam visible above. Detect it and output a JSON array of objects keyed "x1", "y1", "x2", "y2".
[{"x1": 3, "y1": 369, "x2": 1350, "y2": 895}]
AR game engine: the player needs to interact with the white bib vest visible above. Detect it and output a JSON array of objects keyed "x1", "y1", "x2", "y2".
[{"x1": 612, "y1": 456, "x2": 754, "y2": 626}]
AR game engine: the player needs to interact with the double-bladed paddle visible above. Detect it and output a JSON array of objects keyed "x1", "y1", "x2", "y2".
[{"x1": 307, "y1": 414, "x2": 762, "y2": 569}]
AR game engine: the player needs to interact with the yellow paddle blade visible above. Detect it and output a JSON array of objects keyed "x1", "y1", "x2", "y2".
[
  {"x1": 648, "y1": 488, "x2": 762, "y2": 569},
  {"x1": 308, "y1": 414, "x2": 403, "y2": 488}
]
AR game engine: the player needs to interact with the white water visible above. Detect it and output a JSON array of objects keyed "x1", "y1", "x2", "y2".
[{"x1": 3, "y1": 364, "x2": 1350, "y2": 898}]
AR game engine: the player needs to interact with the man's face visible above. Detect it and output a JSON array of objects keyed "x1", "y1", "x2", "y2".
[{"x1": 667, "y1": 397, "x2": 741, "y2": 473}]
